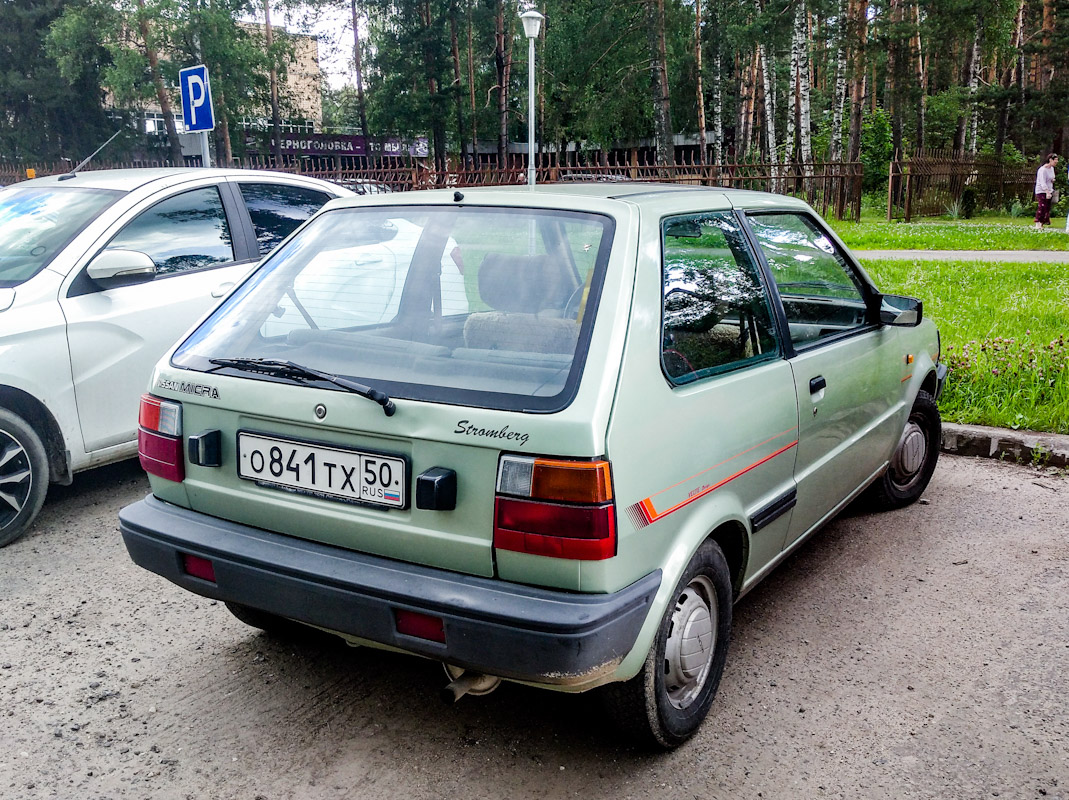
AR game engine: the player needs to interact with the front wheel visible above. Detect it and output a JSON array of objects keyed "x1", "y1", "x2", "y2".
[
  {"x1": 600, "y1": 540, "x2": 733, "y2": 749},
  {"x1": 864, "y1": 389, "x2": 941, "y2": 510},
  {"x1": 0, "y1": 409, "x2": 50, "y2": 548}
]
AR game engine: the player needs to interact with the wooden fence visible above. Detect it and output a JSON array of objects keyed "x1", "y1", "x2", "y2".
[
  {"x1": 887, "y1": 149, "x2": 1036, "y2": 221},
  {"x1": 2, "y1": 152, "x2": 864, "y2": 220}
]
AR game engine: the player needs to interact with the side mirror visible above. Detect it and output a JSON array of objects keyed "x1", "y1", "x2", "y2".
[
  {"x1": 86, "y1": 249, "x2": 157, "y2": 289},
  {"x1": 878, "y1": 293, "x2": 923, "y2": 327}
]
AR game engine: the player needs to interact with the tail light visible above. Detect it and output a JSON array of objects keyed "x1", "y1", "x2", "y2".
[
  {"x1": 494, "y1": 456, "x2": 616, "y2": 560},
  {"x1": 138, "y1": 394, "x2": 184, "y2": 482}
]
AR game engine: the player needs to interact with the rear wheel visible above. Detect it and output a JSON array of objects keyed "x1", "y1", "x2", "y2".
[
  {"x1": 601, "y1": 540, "x2": 732, "y2": 749},
  {"x1": 864, "y1": 390, "x2": 941, "y2": 510},
  {"x1": 0, "y1": 409, "x2": 49, "y2": 548}
]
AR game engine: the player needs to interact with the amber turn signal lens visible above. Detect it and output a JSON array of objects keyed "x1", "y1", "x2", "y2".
[{"x1": 530, "y1": 458, "x2": 612, "y2": 504}]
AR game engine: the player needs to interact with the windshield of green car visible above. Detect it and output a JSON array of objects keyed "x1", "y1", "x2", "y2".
[
  {"x1": 172, "y1": 204, "x2": 615, "y2": 412},
  {"x1": 0, "y1": 185, "x2": 123, "y2": 287}
]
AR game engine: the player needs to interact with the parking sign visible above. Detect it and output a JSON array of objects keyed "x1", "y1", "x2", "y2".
[{"x1": 179, "y1": 65, "x2": 215, "y2": 132}]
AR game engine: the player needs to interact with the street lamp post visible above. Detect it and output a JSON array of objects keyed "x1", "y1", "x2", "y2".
[{"x1": 520, "y1": 9, "x2": 544, "y2": 187}]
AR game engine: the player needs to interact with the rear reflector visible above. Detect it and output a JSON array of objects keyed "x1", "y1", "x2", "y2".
[
  {"x1": 394, "y1": 609, "x2": 446, "y2": 643},
  {"x1": 182, "y1": 553, "x2": 216, "y2": 582},
  {"x1": 138, "y1": 428, "x2": 185, "y2": 482}
]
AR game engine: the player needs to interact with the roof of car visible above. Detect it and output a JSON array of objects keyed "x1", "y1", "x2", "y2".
[
  {"x1": 14, "y1": 167, "x2": 341, "y2": 193},
  {"x1": 331, "y1": 181, "x2": 812, "y2": 212}
]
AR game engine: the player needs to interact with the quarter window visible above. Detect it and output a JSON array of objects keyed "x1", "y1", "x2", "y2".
[
  {"x1": 238, "y1": 183, "x2": 333, "y2": 256},
  {"x1": 661, "y1": 212, "x2": 779, "y2": 384},
  {"x1": 105, "y1": 186, "x2": 235, "y2": 275},
  {"x1": 747, "y1": 212, "x2": 869, "y2": 346}
]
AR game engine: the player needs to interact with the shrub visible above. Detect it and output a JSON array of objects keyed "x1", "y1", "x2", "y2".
[{"x1": 1009, "y1": 198, "x2": 1025, "y2": 218}]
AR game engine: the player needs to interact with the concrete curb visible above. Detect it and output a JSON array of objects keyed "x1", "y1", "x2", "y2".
[{"x1": 941, "y1": 422, "x2": 1069, "y2": 468}]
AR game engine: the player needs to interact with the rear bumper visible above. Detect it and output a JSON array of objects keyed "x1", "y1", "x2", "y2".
[{"x1": 119, "y1": 495, "x2": 660, "y2": 687}]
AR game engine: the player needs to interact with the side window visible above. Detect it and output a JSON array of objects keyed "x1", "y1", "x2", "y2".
[
  {"x1": 238, "y1": 183, "x2": 332, "y2": 256},
  {"x1": 106, "y1": 186, "x2": 234, "y2": 276},
  {"x1": 747, "y1": 212, "x2": 869, "y2": 347},
  {"x1": 661, "y1": 212, "x2": 779, "y2": 384}
]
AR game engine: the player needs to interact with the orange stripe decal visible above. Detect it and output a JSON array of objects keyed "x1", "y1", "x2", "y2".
[
  {"x1": 901, "y1": 373, "x2": 913, "y2": 383},
  {"x1": 627, "y1": 439, "x2": 798, "y2": 527}
]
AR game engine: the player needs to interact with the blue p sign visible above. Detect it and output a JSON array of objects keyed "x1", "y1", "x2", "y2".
[{"x1": 179, "y1": 65, "x2": 215, "y2": 132}]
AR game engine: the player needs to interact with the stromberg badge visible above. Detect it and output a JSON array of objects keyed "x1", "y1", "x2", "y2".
[{"x1": 314, "y1": 404, "x2": 327, "y2": 419}]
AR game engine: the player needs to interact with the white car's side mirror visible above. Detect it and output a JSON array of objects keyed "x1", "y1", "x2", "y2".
[{"x1": 86, "y1": 249, "x2": 157, "y2": 289}]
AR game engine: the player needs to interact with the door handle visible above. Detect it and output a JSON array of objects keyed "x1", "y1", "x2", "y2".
[
  {"x1": 809, "y1": 375, "x2": 827, "y2": 394},
  {"x1": 211, "y1": 282, "x2": 236, "y2": 298}
]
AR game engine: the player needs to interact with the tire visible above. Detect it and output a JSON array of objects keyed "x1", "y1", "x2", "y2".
[
  {"x1": 224, "y1": 601, "x2": 312, "y2": 639},
  {"x1": 864, "y1": 389, "x2": 941, "y2": 511},
  {"x1": 600, "y1": 539, "x2": 733, "y2": 749},
  {"x1": 0, "y1": 408, "x2": 50, "y2": 548}
]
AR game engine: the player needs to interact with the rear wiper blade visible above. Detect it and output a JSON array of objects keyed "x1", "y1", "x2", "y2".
[{"x1": 208, "y1": 357, "x2": 396, "y2": 416}]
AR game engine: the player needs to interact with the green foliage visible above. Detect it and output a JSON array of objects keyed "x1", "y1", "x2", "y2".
[
  {"x1": 860, "y1": 108, "x2": 892, "y2": 193},
  {"x1": 863, "y1": 258, "x2": 1069, "y2": 434},
  {"x1": 0, "y1": 0, "x2": 115, "y2": 161},
  {"x1": 1009, "y1": 199, "x2": 1025, "y2": 218},
  {"x1": 830, "y1": 219, "x2": 1069, "y2": 251}
]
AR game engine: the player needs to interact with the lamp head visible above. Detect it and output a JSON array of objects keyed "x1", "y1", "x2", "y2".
[{"x1": 520, "y1": 9, "x2": 544, "y2": 39}]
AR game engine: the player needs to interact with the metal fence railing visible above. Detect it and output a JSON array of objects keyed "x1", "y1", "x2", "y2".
[
  {"x1": 887, "y1": 149, "x2": 1036, "y2": 221},
  {"x1": 2, "y1": 152, "x2": 865, "y2": 220}
]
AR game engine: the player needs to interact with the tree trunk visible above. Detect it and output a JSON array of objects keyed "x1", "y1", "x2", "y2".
[
  {"x1": 136, "y1": 0, "x2": 185, "y2": 165},
  {"x1": 995, "y1": 0, "x2": 1025, "y2": 155},
  {"x1": 786, "y1": 4, "x2": 799, "y2": 167},
  {"x1": 646, "y1": 0, "x2": 675, "y2": 166},
  {"x1": 350, "y1": 0, "x2": 369, "y2": 140},
  {"x1": 712, "y1": 37, "x2": 723, "y2": 163},
  {"x1": 846, "y1": 0, "x2": 867, "y2": 165},
  {"x1": 829, "y1": 0, "x2": 848, "y2": 162},
  {"x1": 966, "y1": 16, "x2": 982, "y2": 155},
  {"x1": 467, "y1": 0, "x2": 478, "y2": 163},
  {"x1": 449, "y1": 2, "x2": 466, "y2": 165},
  {"x1": 264, "y1": 0, "x2": 282, "y2": 163},
  {"x1": 913, "y1": 1, "x2": 926, "y2": 153},
  {"x1": 796, "y1": 1, "x2": 813, "y2": 169},
  {"x1": 695, "y1": 0, "x2": 707, "y2": 164},
  {"x1": 758, "y1": 42, "x2": 777, "y2": 168},
  {"x1": 495, "y1": 0, "x2": 510, "y2": 165},
  {"x1": 1041, "y1": 0, "x2": 1054, "y2": 90}
]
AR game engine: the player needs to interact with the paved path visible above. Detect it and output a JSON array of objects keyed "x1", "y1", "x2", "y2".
[{"x1": 854, "y1": 248, "x2": 1069, "y2": 262}]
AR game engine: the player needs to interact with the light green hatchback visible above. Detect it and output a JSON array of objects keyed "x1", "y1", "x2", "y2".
[{"x1": 120, "y1": 183, "x2": 945, "y2": 748}]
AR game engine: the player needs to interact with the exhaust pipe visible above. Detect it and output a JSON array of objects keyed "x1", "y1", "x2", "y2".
[{"x1": 441, "y1": 666, "x2": 501, "y2": 703}]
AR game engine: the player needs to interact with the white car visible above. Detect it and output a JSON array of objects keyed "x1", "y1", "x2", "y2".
[{"x1": 0, "y1": 168, "x2": 351, "y2": 546}]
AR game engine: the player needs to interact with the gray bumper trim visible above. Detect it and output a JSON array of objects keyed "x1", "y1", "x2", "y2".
[{"x1": 120, "y1": 495, "x2": 660, "y2": 685}]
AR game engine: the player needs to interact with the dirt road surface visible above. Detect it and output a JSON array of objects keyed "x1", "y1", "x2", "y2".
[{"x1": 1, "y1": 456, "x2": 1066, "y2": 800}]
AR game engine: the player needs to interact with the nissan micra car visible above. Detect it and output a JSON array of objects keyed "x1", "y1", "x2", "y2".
[{"x1": 119, "y1": 184, "x2": 946, "y2": 748}]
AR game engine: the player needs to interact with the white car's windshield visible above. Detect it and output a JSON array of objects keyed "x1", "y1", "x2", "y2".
[
  {"x1": 0, "y1": 185, "x2": 122, "y2": 287},
  {"x1": 173, "y1": 205, "x2": 614, "y2": 412}
]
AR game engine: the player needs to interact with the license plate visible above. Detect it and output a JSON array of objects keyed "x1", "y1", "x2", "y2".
[{"x1": 237, "y1": 432, "x2": 406, "y2": 508}]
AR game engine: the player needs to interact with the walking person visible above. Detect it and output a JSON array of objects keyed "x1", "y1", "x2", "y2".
[{"x1": 1035, "y1": 152, "x2": 1057, "y2": 229}]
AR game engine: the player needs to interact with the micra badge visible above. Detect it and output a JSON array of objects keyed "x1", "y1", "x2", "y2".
[{"x1": 157, "y1": 377, "x2": 220, "y2": 400}]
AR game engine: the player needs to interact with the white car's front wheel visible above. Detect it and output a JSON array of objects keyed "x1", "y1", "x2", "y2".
[{"x1": 0, "y1": 408, "x2": 49, "y2": 548}]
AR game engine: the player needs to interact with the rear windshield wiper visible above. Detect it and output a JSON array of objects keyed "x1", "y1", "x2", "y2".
[{"x1": 208, "y1": 357, "x2": 396, "y2": 416}]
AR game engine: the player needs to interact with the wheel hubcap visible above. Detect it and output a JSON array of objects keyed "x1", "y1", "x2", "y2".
[
  {"x1": 664, "y1": 575, "x2": 717, "y2": 710},
  {"x1": 891, "y1": 420, "x2": 927, "y2": 489},
  {"x1": 0, "y1": 432, "x2": 32, "y2": 530}
]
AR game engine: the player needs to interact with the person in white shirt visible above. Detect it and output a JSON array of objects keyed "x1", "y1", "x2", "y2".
[{"x1": 1034, "y1": 152, "x2": 1057, "y2": 229}]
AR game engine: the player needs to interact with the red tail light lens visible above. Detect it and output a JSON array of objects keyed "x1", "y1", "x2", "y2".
[
  {"x1": 494, "y1": 456, "x2": 616, "y2": 560},
  {"x1": 138, "y1": 394, "x2": 184, "y2": 482}
]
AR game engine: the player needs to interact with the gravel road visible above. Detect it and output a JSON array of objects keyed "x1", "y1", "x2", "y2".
[{"x1": 1, "y1": 455, "x2": 1066, "y2": 800}]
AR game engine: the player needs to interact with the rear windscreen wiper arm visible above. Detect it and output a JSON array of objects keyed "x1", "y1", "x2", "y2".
[{"x1": 208, "y1": 357, "x2": 396, "y2": 416}]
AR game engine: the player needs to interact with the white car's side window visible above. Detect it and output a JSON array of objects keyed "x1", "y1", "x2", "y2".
[{"x1": 105, "y1": 186, "x2": 235, "y2": 276}]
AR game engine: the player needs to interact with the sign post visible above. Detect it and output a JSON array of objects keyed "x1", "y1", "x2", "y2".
[{"x1": 179, "y1": 65, "x2": 215, "y2": 167}]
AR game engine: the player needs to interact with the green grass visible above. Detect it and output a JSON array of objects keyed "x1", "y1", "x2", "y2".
[
  {"x1": 861, "y1": 258, "x2": 1069, "y2": 433},
  {"x1": 829, "y1": 216, "x2": 1069, "y2": 251}
]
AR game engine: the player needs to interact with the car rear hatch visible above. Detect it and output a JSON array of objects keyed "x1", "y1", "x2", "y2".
[{"x1": 147, "y1": 197, "x2": 634, "y2": 583}]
